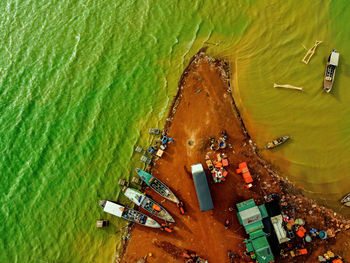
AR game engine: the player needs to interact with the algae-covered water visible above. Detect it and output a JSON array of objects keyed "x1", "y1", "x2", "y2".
[{"x1": 0, "y1": 0, "x2": 349, "y2": 262}]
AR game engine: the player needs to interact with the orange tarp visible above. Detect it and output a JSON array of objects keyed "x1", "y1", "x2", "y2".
[
  {"x1": 237, "y1": 162, "x2": 253, "y2": 184},
  {"x1": 215, "y1": 162, "x2": 223, "y2": 168},
  {"x1": 152, "y1": 204, "x2": 161, "y2": 211},
  {"x1": 296, "y1": 226, "x2": 306, "y2": 238},
  {"x1": 243, "y1": 173, "x2": 253, "y2": 183}
]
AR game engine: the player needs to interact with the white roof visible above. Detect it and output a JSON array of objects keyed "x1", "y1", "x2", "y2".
[
  {"x1": 103, "y1": 201, "x2": 124, "y2": 217},
  {"x1": 330, "y1": 52, "x2": 339, "y2": 66},
  {"x1": 239, "y1": 206, "x2": 261, "y2": 226},
  {"x1": 271, "y1": 215, "x2": 290, "y2": 244},
  {"x1": 191, "y1": 163, "x2": 204, "y2": 174},
  {"x1": 124, "y1": 188, "x2": 145, "y2": 206}
]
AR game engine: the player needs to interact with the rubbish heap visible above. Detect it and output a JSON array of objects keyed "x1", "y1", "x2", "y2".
[{"x1": 206, "y1": 131, "x2": 230, "y2": 183}]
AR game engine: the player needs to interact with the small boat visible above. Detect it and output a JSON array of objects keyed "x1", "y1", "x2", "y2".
[
  {"x1": 136, "y1": 168, "x2": 179, "y2": 203},
  {"x1": 140, "y1": 155, "x2": 152, "y2": 165},
  {"x1": 124, "y1": 188, "x2": 175, "y2": 222},
  {"x1": 265, "y1": 136, "x2": 290, "y2": 149},
  {"x1": 324, "y1": 50, "x2": 339, "y2": 93},
  {"x1": 149, "y1": 128, "x2": 160, "y2": 135},
  {"x1": 341, "y1": 193, "x2": 350, "y2": 207},
  {"x1": 99, "y1": 200, "x2": 161, "y2": 228}
]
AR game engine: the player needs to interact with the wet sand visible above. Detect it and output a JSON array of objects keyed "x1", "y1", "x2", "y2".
[{"x1": 119, "y1": 50, "x2": 350, "y2": 263}]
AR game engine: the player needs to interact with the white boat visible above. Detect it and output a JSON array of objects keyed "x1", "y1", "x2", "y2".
[
  {"x1": 99, "y1": 200, "x2": 161, "y2": 228},
  {"x1": 124, "y1": 188, "x2": 175, "y2": 222},
  {"x1": 324, "y1": 50, "x2": 339, "y2": 93}
]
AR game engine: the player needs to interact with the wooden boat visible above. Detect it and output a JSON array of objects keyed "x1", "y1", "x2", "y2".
[
  {"x1": 99, "y1": 200, "x2": 161, "y2": 228},
  {"x1": 341, "y1": 193, "x2": 350, "y2": 207},
  {"x1": 136, "y1": 168, "x2": 179, "y2": 203},
  {"x1": 124, "y1": 188, "x2": 175, "y2": 222},
  {"x1": 265, "y1": 136, "x2": 290, "y2": 149},
  {"x1": 324, "y1": 50, "x2": 339, "y2": 93}
]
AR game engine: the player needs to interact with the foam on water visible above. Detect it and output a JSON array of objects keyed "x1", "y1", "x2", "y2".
[{"x1": 1, "y1": 0, "x2": 349, "y2": 262}]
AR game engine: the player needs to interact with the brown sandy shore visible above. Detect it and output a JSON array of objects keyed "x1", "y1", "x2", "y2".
[{"x1": 117, "y1": 49, "x2": 350, "y2": 263}]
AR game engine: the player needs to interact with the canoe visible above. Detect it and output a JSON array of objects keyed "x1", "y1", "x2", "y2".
[
  {"x1": 136, "y1": 168, "x2": 179, "y2": 203},
  {"x1": 99, "y1": 200, "x2": 161, "y2": 228},
  {"x1": 265, "y1": 136, "x2": 290, "y2": 149},
  {"x1": 341, "y1": 193, "x2": 350, "y2": 207},
  {"x1": 324, "y1": 50, "x2": 339, "y2": 93},
  {"x1": 124, "y1": 188, "x2": 175, "y2": 222}
]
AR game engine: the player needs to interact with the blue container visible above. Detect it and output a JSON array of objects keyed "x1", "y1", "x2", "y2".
[
  {"x1": 148, "y1": 146, "x2": 155, "y2": 154},
  {"x1": 319, "y1": 230, "x2": 327, "y2": 239},
  {"x1": 161, "y1": 136, "x2": 168, "y2": 144}
]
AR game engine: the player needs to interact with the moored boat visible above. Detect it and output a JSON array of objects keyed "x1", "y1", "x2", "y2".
[
  {"x1": 265, "y1": 136, "x2": 290, "y2": 149},
  {"x1": 124, "y1": 188, "x2": 175, "y2": 222},
  {"x1": 99, "y1": 200, "x2": 161, "y2": 228},
  {"x1": 324, "y1": 50, "x2": 339, "y2": 93},
  {"x1": 341, "y1": 193, "x2": 350, "y2": 207},
  {"x1": 136, "y1": 168, "x2": 179, "y2": 203}
]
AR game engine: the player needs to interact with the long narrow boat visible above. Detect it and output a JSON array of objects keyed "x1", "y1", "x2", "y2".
[
  {"x1": 265, "y1": 136, "x2": 290, "y2": 149},
  {"x1": 124, "y1": 188, "x2": 175, "y2": 222},
  {"x1": 341, "y1": 193, "x2": 350, "y2": 207},
  {"x1": 99, "y1": 200, "x2": 161, "y2": 228},
  {"x1": 136, "y1": 168, "x2": 179, "y2": 203},
  {"x1": 324, "y1": 50, "x2": 339, "y2": 93}
]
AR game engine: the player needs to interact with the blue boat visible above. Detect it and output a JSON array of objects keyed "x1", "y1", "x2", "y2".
[{"x1": 136, "y1": 168, "x2": 179, "y2": 203}]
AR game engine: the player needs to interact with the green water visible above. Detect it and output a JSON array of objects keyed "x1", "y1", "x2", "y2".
[{"x1": 0, "y1": 0, "x2": 349, "y2": 262}]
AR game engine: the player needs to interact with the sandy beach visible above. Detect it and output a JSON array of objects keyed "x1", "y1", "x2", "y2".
[{"x1": 118, "y1": 50, "x2": 350, "y2": 263}]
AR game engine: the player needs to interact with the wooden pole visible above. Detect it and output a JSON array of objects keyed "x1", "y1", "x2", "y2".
[{"x1": 274, "y1": 83, "x2": 303, "y2": 91}]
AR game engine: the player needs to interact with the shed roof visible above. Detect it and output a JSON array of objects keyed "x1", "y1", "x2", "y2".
[
  {"x1": 271, "y1": 215, "x2": 290, "y2": 244},
  {"x1": 330, "y1": 52, "x2": 339, "y2": 66},
  {"x1": 236, "y1": 199, "x2": 256, "y2": 212},
  {"x1": 238, "y1": 206, "x2": 261, "y2": 226},
  {"x1": 191, "y1": 163, "x2": 214, "y2": 212},
  {"x1": 104, "y1": 201, "x2": 124, "y2": 217}
]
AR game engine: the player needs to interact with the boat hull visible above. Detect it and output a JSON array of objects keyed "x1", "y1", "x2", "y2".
[
  {"x1": 142, "y1": 196, "x2": 175, "y2": 222},
  {"x1": 265, "y1": 136, "x2": 290, "y2": 149},
  {"x1": 341, "y1": 193, "x2": 350, "y2": 207},
  {"x1": 124, "y1": 188, "x2": 175, "y2": 222},
  {"x1": 323, "y1": 65, "x2": 336, "y2": 93},
  {"x1": 100, "y1": 200, "x2": 161, "y2": 228},
  {"x1": 323, "y1": 50, "x2": 339, "y2": 93},
  {"x1": 136, "y1": 168, "x2": 179, "y2": 203}
]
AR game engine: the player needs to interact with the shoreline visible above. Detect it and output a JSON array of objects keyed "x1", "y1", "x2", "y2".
[{"x1": 117, "y1": 49, "x2": 350, "y2": 262}]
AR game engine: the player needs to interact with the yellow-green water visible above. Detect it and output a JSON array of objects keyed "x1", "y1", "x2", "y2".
[
  {"x1": 229, "y1": 0, "x2": 350, "y2": 215},
  {"x1": 1, "y1": 0, "x2": 349, "y2": 262}
]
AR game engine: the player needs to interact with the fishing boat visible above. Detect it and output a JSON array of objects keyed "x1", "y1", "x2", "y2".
[
  {"x1": 265, "y1": 136, "x2": 290, "y2": 149},
  {"x1": 324, "y1": 50, "x2": 339, "y2": 93},
  {"x1": 341, "y1": 193, "x2": 350, "y2": 207},
  {"x1": 136, "y1": 168, "x2": 179, "y2": 203},
  {"x1": 99, "y1": 200, "x2": 161, "y2": 228},
  {"x1": 124, "y1": 188, "x2": 175, "y2": 222}
]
